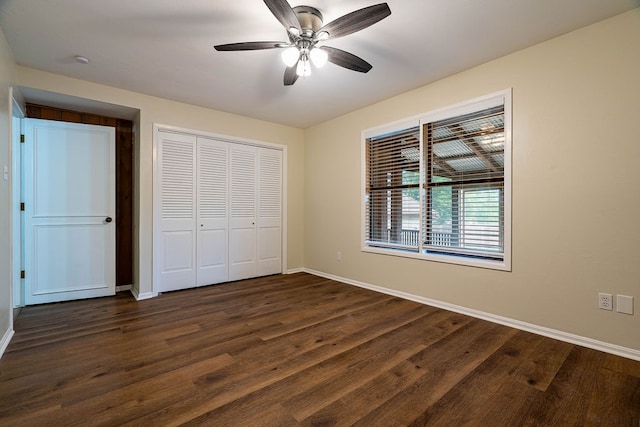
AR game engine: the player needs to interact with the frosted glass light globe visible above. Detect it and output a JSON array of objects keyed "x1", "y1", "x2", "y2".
[
  {"x1": 296, "y1": 59, "x2": 311, "y2": 77},
  {"x1": 310, "y1": 47, "x2": 328, "y2": 68},
  {"x1": 281, "y1": 46, "x2": 300, "y2": 67}
]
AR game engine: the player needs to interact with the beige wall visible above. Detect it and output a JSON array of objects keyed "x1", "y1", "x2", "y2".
[
  {"x1": 16, "y1": 67, "x2": 305, "y2": 297},
  {"x1": 0, "y1": 26, "x2": 16, "y2": 348},
  {"x1": 304, "y1": 10, "x2": 640, "y2": 350}
]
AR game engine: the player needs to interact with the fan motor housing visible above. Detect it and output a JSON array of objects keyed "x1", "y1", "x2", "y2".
[{"x1": 293, "y1": 6, "x2": 323, "y2": 33}]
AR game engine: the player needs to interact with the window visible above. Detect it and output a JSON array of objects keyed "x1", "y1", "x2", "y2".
[
  {"x1": 365, "y1": 126, "x2": 421, "y2": 250},
  {"x1": 362, "y1": 90, "x2": 511, "y2": 270}
]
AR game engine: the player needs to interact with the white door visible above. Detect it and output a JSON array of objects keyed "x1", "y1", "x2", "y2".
[
  {"x1": 229, "y1": 144, "x2": 257, "y2": 281},
  {"x1": 156, "y1": 132, "x2": 197, "y2": 292},
  {"x1": 257, "y1": 148, "x2": 282, "y2": 276},
  {"x1": 23, "y1": 119, "x2": 115, "y2": 305},
  {"x1": 196, "y1": 137, "x2": 229, "y2": 286}
]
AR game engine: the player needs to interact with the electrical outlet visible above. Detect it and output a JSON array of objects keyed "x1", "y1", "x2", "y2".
[
  {"x1": 616, "y1": 295, "x2": 634, "y2": 315},
  {"x1": 598, "y1": 293, "x2": 613, "y2": 311},
  {"x1": 336, "y1": 251, "x2": 342, "y2": 261}
]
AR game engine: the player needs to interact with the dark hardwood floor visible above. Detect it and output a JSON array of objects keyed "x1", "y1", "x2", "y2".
[{"x1": 1, "y1": 273, "x2": 639, "y2": 426}]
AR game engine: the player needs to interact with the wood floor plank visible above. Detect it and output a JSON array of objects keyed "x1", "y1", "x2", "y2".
[
  {"x1": 603, "y1": 352, "x2": 640, "y2": 378},
  {"x1": 131, "y1": 299, "x2": 433, "y2": 425},
  {"x1": 512, "y1": 333, "x2": 574, "y2": 392},
  {"x1": 585, "y1": 367, "x2": 640, "y2": 426},
  {"x1": 509, "y1": 346, "x2": 607, "y2": 426},
  {"x1": 0, "y1": 272, "x2": 638, "y2": 426},
  {"x1": 5, "y1": 353, "x2": 234, "y2": 426},
  {"x1": 257, "y1": 294, "x2": 390, "y2": 341},
  {"x1": 466, "y1": 378, "x2": 543, "y2": 427},
  {"x1": 173, "y1": 317, "x2": 434, "y2": 426},
  {"x1": 281, "y1": 326, "x2": 430, "y2": 420},
  {"x1": 352, "y1": 320, "x2": 519, "y2": 426},
  {"x1": 408, "y1": 330, "x2": 548, "y2": 425},
  {"x1": 301, "y1": 359, "x2": 428, "y2": 426}
]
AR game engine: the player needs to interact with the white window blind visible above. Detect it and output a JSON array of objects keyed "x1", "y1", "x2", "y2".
[
  {"x1": 365, "y1": 126, "x2": 421, "y2": 250},
  {"x1": 424, "y1": 105, "x2": 505, "y2": 259}
]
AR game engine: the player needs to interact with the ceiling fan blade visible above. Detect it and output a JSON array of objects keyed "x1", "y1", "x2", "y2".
[
  {"x1": 263, "y1": 0, "x2": 301, "y2": 33},
  {"x1": 318, "y1": 3, "x2": 391, "y2": 40},
  {"x1": 284, "y1": 65, "x2": 298, "y2": 86},
  {"x1": 214, "y1": 41, "x2": 285, "y2": 51},
  {"x1": 321, "y1": 46, "x2": 372, "y2": 73}
]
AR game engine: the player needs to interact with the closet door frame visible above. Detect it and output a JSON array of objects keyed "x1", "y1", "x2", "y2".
[{"x1": 152, "y1": 124, "x2": 287, "y2": 295}]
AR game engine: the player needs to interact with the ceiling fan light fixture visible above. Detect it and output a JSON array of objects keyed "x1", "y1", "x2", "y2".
[
  {"x1": 213, "y1": 1, "x2": 391, "y2": 86},
  {"x1": 296, "y1": 57, "x2": 311, "y2": 77},
  {"x1": 281, "y1": 46, "x2": 300, "y2": 67},
  {"x1": 310, "y1": 47, "x2": 328, "y2": 67},
  {"x1": 288, "y1": 26, "x2": 300, "y2": 37},
  {"x1": 315, "y1": 31, "x2": 329, "y2": 41}
]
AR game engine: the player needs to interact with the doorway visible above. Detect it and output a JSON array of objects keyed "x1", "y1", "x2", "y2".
[
  {"x1": 14, "y1": 103, "x2": 135, "y2": 306},
  {"x1": 23, "y1": 118, "x2": 116, "y2": 304},
  {"x1": 25, "y1": 103, "x2": 135, "y2": 287}
]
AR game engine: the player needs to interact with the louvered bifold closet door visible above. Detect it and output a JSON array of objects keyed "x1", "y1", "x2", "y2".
[
  {"x1": 257, "y1": 148, "x2": 282, "y2": 276},
  {"x1": 229, "y1": 144, "x2": 258, "y2": 281},
  {"x1": 196, "y1": 137, "x2": 229, "y2": 286},
  {"x1": 158, "y1": 132, "x2": 197, "y2": 292}
]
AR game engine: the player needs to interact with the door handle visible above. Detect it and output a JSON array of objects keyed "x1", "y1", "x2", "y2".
[{"x1": 105, "y1": 217, "x2": 113, "y2": 223}]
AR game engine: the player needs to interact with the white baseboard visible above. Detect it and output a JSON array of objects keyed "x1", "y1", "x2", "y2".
[
  {"x1": 286, "y1": 268, "x2": 305, "y2": 274},
  {"x1": 0, "y1": 327, "x2": 15, "y2": 360},
  {"x1": 131, "y1": 288, "x2": 156, "y2": 301},
  {"x1": 304, "y1": 268, "x2": 640, "y2": 362}
]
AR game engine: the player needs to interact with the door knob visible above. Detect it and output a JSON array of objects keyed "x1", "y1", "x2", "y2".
[{"x1": 105, "y1": 217, "x2": 113, "y2": 223}]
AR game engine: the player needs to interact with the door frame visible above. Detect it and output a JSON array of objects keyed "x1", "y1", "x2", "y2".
[
  {"x1": 23, "y1": 104, "x2": 135, "y2": 288},
  {"x1": 10, "y1": 88, "x2": 25, "y2": 312},
  {"x1": 152, "y1": 123, "x2": 288, "y2": 294}
]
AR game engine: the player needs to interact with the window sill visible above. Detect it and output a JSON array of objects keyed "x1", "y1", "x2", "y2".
[{"x1": 362, "y1": 245, "x2": 511, "y2": 271}]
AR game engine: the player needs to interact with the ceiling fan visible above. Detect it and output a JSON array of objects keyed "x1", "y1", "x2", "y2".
[{"x1": 214, "y1": 0, "x2": 391, "y2": 86}]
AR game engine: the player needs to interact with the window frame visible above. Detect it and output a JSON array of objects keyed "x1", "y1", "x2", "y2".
[{"x1": 361, "y1": 89, "x2": 512, "y2": 271}]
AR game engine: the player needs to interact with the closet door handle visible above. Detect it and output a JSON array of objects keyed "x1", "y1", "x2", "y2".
[{"x1": 105, "y1": 217, "x2": 113, "y2": 223}]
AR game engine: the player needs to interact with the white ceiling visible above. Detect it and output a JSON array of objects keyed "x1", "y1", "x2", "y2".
[{"x1": 0, "y1": 0, "x2": 638, "y2": 128}]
